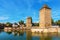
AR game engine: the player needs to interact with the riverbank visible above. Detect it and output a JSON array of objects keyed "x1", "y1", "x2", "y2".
[
  {"x1": 31, "y1": 27, "x2": 60, "y2": 33},
  {"x1": 4, "y1": 27, "x2": 60, "y2": 33}
]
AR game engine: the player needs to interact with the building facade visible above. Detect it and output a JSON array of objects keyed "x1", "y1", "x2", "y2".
[
  {"x1": 26, "y1": 17, "x2": 32, "y2": 27},
  {"x1": 39, "y1": 5, "x2": 51, "y2": 28}
]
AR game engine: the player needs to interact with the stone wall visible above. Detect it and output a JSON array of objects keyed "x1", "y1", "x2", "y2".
[
  {"x1": 31, "y1": 28, "x2": 60, "y2": 33},
  {"x1": 39, "y1": 5, "x2": 51, "y2": 28},
  {"x1": 26, "y1": 17, "x2": 32, "y2": 27}
]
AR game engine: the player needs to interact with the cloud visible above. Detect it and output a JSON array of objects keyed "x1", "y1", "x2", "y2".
[
  {"x1": 52, "y1": 10, "x2": 60, "y2": 17},
  {"x1": 52, "y1": 10, "x2": 60, "y2": 21},
  {"x1": 0, "y1": 16, "x2": 9, "y2": 20}
]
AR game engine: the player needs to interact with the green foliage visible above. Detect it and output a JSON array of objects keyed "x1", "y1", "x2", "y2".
[
  {"x1": 51, "y1": 18, "x2": 60, "y2": 26},
  {"x1": 32, "y1": 23, "x2": 39, "y2": 26},
  {"x1": 14, "y1": 22, "x2": 18, "y2": 25},
  {"x1": 6, "y1": 22, "x2": 12, "y2": 27},
  {"x1": 18, "y1": 20, "x2": 24, "y2": 25},
  {"x1": 51, "y1": 19, "x2": 54, "y2": 25},
  {"x1": 56, "y1": 20, "x2": 60, "y2": 26}
]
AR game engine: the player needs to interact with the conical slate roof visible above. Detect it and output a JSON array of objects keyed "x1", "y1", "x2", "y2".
[{"x1": 41, "y1": 4, "x2": 51, "y2": 10}]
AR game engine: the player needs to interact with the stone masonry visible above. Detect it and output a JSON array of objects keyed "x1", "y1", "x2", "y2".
[
  {"x1": 26, "y1": 17, "x2": 32, "y2": 27},
  {"x1": 39, "y1": 4, "x2": 51, "y2": 28}
]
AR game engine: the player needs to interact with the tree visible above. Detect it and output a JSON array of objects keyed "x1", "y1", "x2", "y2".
[
  {"x1": 32, "y1": 23, "x2": 39, "y2": 26},
  {"x1": 5, "y1": 22, "x2": 12, "y2": 27},
  {"x1": 51, "y1": 19, "x2": 54, "y2": 25},
  {"x1": 0, "y1": 23, "x2": 4, "y2": 29},
  {"x1": 18, "y1": 20, "x2": 24, "y2": 25},
  {"x1": 14, "y1": 22, "x2": 18, "y2": 25},
  {"x1": 56, "y1": 20, "x2": 60, "y2": 26},
  {"x1": 0, "y1": 23, "x2": 2, "y2": 26}
]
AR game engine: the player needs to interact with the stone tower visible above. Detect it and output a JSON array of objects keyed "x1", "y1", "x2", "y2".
[
  {"x1": 39, "y1": 4, "x2": 51, "y2": 28},
  {"x1": 26, "y1": 17, "x2": 32, "y2": 27}
]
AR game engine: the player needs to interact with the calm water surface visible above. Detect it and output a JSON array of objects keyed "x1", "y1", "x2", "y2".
[{"x1": 0, "y1": 30, "x2": 60, "y2": 40}]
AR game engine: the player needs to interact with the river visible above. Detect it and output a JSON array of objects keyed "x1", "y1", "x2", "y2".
[{"x1": 0, "y1": 30, "x2": 60, "y2": 40}]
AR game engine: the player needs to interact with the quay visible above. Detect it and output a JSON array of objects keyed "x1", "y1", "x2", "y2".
[
  {"x1": 4, "y1": 27, "x2": 60, "y2": 33},
  {"x1": 31, "y1": 27, "x2": 60, "y2": 33},
  {"x1": 4, "y1": 4, "x2": 60, "y2": 33}
]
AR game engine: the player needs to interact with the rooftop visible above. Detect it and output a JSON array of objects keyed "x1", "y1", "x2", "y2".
[{"x1": 40, "y1": 4, "x2": 51, "y2": 10}]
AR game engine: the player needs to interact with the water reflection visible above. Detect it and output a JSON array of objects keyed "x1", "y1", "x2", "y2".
[
  {"x1": 0, "y1": 30, "x2": 60, "y2": 40},
  {"x1": 40, "y1": 33, "x2": 52, "y2": 40},
  {"x1": 5, "y1": 30, "x2": 24, "y2": 36},
  {"x1": 26, "y1": 30, "x2": 32, "y2": 40},
  {"x1": 32, "y1": 32, "x2": 60, "y2": 40}
]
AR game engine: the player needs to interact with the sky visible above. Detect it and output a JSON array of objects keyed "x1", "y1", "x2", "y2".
[{"x1": 0, "y1": 0, "x2": 60, "y2": 23}]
